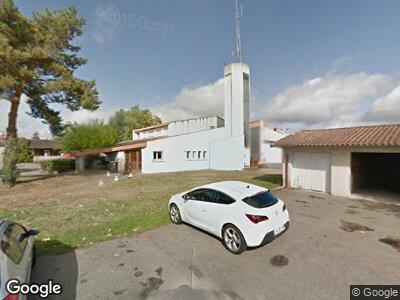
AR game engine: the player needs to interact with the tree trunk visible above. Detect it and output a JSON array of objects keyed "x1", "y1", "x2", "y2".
[{"x1": 6, "y1": 91, "x2": 21, "y2": 139}]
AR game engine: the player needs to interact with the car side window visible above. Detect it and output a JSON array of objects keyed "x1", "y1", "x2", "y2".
[
  {"x1": 1, "y1": 223, "x2": 28, "y2": 264},
  {"x1": 187, "y1": 189, "x2": 215, "y2": 202},
  {"x1": 214, "y1": 191, "x2": 235, "y2": 205}
]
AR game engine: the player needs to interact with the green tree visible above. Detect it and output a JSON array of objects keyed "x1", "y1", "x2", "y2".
[
  {"x1": 109, "y1": 106, "x2": 162, "y2": 141},
  {"x1": 0, "y1": 0, "x2": 100, "y2": 186},
  {"x1": 32, "y1": 131, "x2": 40, "y2": 139},
  {"x1": 59, "y1": 122, "x2": 119, "y2": 153},
  {"x1": 16, "y1": 138, "x2": 33, "y2": 163}
]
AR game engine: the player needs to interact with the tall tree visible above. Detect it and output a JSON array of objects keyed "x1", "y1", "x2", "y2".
[
  {"x1": 109, "y1": 106, "x2": 162, "y2": 141},
  {"x1": 59, "y1": 121, "x2": 119, "y2": 153},
  {"x1": 32, "y1": 131, "x2": 40, "y2": 139},
  {"x1": 0, "y1": 0, "x2": 100, "y2": 186}
]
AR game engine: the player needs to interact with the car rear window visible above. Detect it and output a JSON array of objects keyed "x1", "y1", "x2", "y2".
[{"x1": 242, "y1": 191, "x2": 278, "y2": 208}]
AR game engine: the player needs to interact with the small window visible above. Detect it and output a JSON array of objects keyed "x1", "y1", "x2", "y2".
[
  {"x1": 1, "y1": 223, "x2": 28, "y2": 264},
  {"x1": 153, "y1": 151, "x2": 163, "y2": 161},
  {"x1": 198, "y1": 151, "x2": 201, "y2": 159},
  {"x1": 186, "y1": 151, "x2": 190, "y2": 159},
  {"x1": 214, "y1": 191, "x2": 235, "y2": 204},
  {"x1": 243, "y1": 191, "x2": 278, "y2": 208},
  {"x1": 203, "y1": 151, "x2": 206, "y2": 159},
  {"x1": 192, "y1": 151, "x2": 196, "y2": 159}
]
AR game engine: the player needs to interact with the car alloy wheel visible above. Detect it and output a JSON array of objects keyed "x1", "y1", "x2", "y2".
[
  {"x1": 222, "y1": 225, "x2": 247, "y2": 254},
  {"x1": 170, "y1": 204, "x2": 182, "y2": 224}
]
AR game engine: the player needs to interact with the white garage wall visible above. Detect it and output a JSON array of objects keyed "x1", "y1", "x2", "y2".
[
  {"x1": 142, "y1": 127, "x2": 244, "y2": 173},
  {"x1": 331, "y1": 152, "x2": 351, "y2": 197}
]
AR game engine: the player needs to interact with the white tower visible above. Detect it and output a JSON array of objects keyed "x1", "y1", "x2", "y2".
[
  {"x1": 224, "y1": 63, "x2": 250, "y2": 145},
  {"x1": 223, "y1": 1, "x2": 250, "y2": 165}
]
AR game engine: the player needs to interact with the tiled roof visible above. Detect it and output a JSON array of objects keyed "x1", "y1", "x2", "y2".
[
  {"x1": 28, "y1": 139, "x2": 58, "y2": 149},
  {"x1": 274, "y1": 124, "x2": 400, "y2": 148},
  {"x1": 76, "y1": 136, "x2": 167, "y2": 156}
]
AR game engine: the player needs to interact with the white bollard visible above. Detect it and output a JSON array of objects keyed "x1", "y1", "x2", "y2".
[
  {"x1": 113, "y1": 176, "x2": 119, "y2": 182},
  {"x1": 105, "y1": 171, "x2": 111, "y2": 177},
  {"x1": 128, "y1": 172, "x2": 133, "y2": 178}
]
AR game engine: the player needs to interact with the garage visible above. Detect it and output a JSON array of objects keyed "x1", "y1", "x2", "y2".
[
  {"x1": 291, "y1": 152, "x2": 331, "y2": 193},
  {"x1": 275, "y1": 124, "x2": 400, "y2": 200},
  {"x1": 351, "y1": 152, "x2": 400, "y2": 198}
]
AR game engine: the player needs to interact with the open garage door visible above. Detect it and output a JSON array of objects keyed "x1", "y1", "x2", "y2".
[
  {"x1": 291, "y1": 152, "x2": 331, "y2": 193},
  {"x1": 351, "y1": 153, "x2": 400, "y2": 201}
]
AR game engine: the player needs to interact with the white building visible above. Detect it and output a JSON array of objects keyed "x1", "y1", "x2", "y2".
[
  {"x1": 76, "y1": 63, "x2": 251, "y2": 174},
  {"x1": 250, "y1": 120, "x2": 286, "y2": 166},
  {"x1": 274, "y1": 124, "x2": 400, "y2": 200}
]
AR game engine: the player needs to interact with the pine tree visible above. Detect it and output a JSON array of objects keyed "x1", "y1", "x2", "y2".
[{"x1": 0, "y1": 0, "x2": 100, "y2": 186}]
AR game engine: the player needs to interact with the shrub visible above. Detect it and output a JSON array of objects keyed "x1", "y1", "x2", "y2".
[
  {"x1": 40, "y1": 159, "x2": 75, "y2": 173},
  {"x1": 2, "y1": 139, "x2": 20, "y2": 186}
]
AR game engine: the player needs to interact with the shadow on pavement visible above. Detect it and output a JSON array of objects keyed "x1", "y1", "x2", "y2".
[{"x1": 30, "y1": 241, "x2": 78, "y2": 300}]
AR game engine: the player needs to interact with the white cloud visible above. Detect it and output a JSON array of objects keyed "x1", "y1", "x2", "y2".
[
  {"x1": 262, "y1": 73, "x2": 394, "y2": 130},
  {"x1": 368, "y1": 85, "x2": 400, "y2": 122},
  {"x1": 151, "y1": 78, "x2": 224, "y2": 121}
]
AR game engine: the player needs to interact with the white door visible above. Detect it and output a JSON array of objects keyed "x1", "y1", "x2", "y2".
[{"x1": 291, "y1": 152, "x2": 331, "y2": 193}]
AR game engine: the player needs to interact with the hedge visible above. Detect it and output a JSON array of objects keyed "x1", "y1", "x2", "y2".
[{"x1": 40, "y1": 159, "x2": 75, "y2": 173}]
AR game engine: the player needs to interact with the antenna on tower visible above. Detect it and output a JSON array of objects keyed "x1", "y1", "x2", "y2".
[{"x1": 233, "y1": 0, "x2": 243, "y2": 62}]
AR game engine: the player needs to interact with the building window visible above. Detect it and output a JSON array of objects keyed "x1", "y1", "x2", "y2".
[
  {"x1": 198, "y1": 151, "x2": 201, "y2": 159},
  {"x1": 186, "y1": 151, "x2": 190, "y2": 159},
  {"x1": 153, "y1": 151, "x2": 163, "y2": 161},
  {"x1": 192, "y1": 151, "x2": 196, "y2": 159},
  {"x1": 203, "y1": 151, "x2": 206, "y2": 159}
]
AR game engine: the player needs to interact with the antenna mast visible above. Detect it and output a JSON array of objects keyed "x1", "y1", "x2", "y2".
[{"x1": 234, "y1": 0, "x2": 243, "y2": 62}]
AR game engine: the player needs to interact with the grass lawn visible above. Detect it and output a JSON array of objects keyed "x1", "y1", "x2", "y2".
[{"x1": 0, "y1": 170, "x2": 282, "y2": 255}]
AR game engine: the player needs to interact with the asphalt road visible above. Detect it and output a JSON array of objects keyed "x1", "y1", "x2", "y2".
[{"x1": 31, "y1": 189, "x2": 400, "y2": 300}]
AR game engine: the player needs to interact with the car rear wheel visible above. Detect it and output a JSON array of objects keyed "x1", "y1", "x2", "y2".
[
  {"x1": 222, "y1": 224, "x2": 247, "y2": 254},
  {"x1": 170, "y1": 204, "x2": 182, "y2": 224}
]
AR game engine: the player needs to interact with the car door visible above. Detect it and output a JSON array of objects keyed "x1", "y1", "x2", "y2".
[
  {"x1": 184, "y1": 189, "x2": 216, "y2": 231},
  {"x1": 206, "y1": 191, "x2": 236, "y2": 236},
  {"x1": 2, "y1": 222, "x2": 33, "y2": 285}
]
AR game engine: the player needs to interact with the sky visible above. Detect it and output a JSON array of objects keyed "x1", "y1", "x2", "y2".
[{"x1": 1, "y1": 0, "x2": 400, "y2": 138}]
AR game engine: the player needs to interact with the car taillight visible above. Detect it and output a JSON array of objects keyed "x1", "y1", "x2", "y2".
[
  {"x1": 246, "y1": 214, "x2": 269, "y2": 224},
  {"x1": 4, "y1": 294, "x2": 19, "y2": 300},
  {"x1": 283, "y1": 204, "x2": 286, "y2": 211}
]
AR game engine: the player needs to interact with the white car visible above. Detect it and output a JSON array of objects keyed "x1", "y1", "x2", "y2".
[
  {"x1": 0, "y1": 220, "x2": 38, "y2": 300},
  {"x1": 169, "y1": 181, "x2": 290, "y2": 254}
]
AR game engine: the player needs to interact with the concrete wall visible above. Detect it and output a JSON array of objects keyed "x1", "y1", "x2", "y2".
[
  {"x1": 260, "y1": 127, "x2": 285, "y2": 164},
  {"x1": 331, "y1": 152, "x2": 351, "y2": 197},
  {"x1": 141, "y1": 127, "x2": 244, "y2": 173},
  {"x1": 134, "y1": 116, "x2": 223, "y2": 140},
  {"x1": 250, "y1": 126, "x2": 260, "y2": 161}
]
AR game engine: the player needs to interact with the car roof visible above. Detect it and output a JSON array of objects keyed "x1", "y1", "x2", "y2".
[{"x1": 198, "y1": 181, "x2": 267, "y2": 200}]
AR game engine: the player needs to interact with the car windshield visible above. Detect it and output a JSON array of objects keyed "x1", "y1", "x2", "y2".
[{"x1": 242, "y1": 191, "x2": 278, "y2": 208}]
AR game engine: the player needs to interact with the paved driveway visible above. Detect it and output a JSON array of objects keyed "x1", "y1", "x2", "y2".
[{"x1": 31, "y1": 189, "x2": 400, "y2": 300}]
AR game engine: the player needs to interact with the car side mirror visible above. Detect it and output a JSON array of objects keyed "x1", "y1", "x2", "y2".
[
  {"x1": 19, "y1": 229, "x2": 40, "y2": 242},
  {"x1": 183, "y1": 194, "x2": 192, "y2": 201}
]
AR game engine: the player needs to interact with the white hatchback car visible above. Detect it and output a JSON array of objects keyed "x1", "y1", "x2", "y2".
[{"x1": 169, "y1": 181, "x2": 290, "y2": 254}]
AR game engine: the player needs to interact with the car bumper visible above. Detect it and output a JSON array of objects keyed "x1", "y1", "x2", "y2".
[
  {"x1": 260, "y1": 221, "x2": 290, "y2": 246},
  {"x1": 242, "y1": 210, "x2": 290, "y2": 247}
]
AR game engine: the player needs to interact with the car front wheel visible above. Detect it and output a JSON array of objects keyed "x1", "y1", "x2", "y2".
[
  {"x1": 170, "y1": 204, "x2": 182, "y2": 224},
  {"x1": 222, "y1": 224, "x2": 247, "y2": 254}
]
